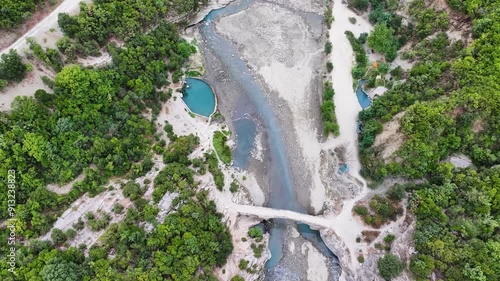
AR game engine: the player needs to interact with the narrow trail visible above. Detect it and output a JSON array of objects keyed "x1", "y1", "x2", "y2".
[
  {"x1": 0, "y1": 0, "x2": 87, "y2": 55},
  {"x1": 323, "y1": 0, "x2": 378, "y2": 269},
  {"x1": 326, "y1": 0, "x2": 373, "y2": 184}
]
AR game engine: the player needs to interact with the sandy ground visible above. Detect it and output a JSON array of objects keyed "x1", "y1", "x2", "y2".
[
  {"x1": 448, "y1": 154, "x2": 472, "y2": 168},
  {"x1": 373, "y1": 111, "x2": 406, "y2": 161},
  {"x1": 324, "y1": 0, "x2": 373, "y2": 183},
  {"x1": 46, "y1": 174, "x2": 84, "y2": 195},
  {"x1": 0, "y1": 0, "x2": 64, "y2": 51},
  {"x1": 216, "y1": 0, "x2": 326, "y2": 214},
  {"x1": 304, "y1": 239, "x2": 330, "y2": 281},
  {"x1": 0, "y1": 62, "x2": 53, "y2": 111},
  {"x1": 269, "y1": 0, "x2": 324, "y2": 14},
  {"x1": 0, "y1": 0, "x2": 89, "y2": 56},
  {"x1": 0, "y1": 0, "x2": 90, "y2": 111},
  {"x1": 319, "y1": 1, "x2": 416, "y2": 279},
  {"x1": 78, "y1": 51, "x2": 112, "y2": 68}
]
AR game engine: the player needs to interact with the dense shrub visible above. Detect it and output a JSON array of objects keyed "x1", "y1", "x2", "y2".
[
  {"x1": 0, "y1": 49, "x2": 27, "y2": 82},
  {"x1": 213, "y1": 131, "x2": 232, "y2": 164},
  {"x1": 378, "y1": 254, "x2": 404, "y2": 280}
]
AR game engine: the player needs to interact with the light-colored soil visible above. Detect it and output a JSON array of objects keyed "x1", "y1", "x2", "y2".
[
  {"x1": 472, "y1": 118, "x2": 485, "y2": 133},
  {"x1": 0, "y1": 0, "x2": 64, "y2": 52},
  {"x1": 391, "y1": 55, "x2": 414, "y2": 71},
  {"x1": 213, "y1": 216, "x2": 270, "y2": 281},
  {"x1": 448, "y1": 154, "x2": 472, "y2": 168},
  {"x1": 373, "y1": 111, "x2": 406, "y2": 161},
  {"x1": 1, "y1": 0, "x2": 91, "y2": 112},
  {"x1": 304, "y1": 241, "x2": 330, "y2": 281},
  {"x1": 0, "y1": 62, "x2": 53, "y2": 111},
  {"x1": 216, "y1": 0, "x2": 326, "y2": 213},
  {"x1": 46, "y1": 174, "x2": 84, "y2": 195},
  {"x1": 1, "y1": 0, "x2": 90, "y2": 56},
  {"x1": 78, "y1": 51, "x2": 112, "y2": 68},
  {"x1": 269, "y1": 0, "x2": 324, "y2": 14}
]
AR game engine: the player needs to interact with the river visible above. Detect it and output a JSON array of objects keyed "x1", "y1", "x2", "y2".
[{"x1": 197, "y1": 0, "x2": 339, "y2": 279}]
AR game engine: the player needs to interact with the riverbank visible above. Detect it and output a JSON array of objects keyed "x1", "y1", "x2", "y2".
[
  {"x1": 208, "y1": 0, "x2": 346, "y2": 279},
  {"x1": 215, "y1": 0, "x2": 325, "y2": 215}
]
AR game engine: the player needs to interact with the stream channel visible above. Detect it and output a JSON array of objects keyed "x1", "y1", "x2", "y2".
[{"x1": 197, "y1": 0, "x2": 340, "y2": 279}]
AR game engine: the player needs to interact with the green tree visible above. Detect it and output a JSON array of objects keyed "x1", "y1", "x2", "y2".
[
  {"x1": 326, "y1": 61, "x2": 334, "y2": 72},
  {"x1": 248, "y1": 226, "x2": 263, "y2": 238},
  {"x1": 122, "y1": 181, "x2": 144, "y2": 200},
  {"x1": 368, "y1": 24, "x2": 398, "y2": 61},
  {"x1": 325, "y1": 41, "x2": 332, "y2": 54},
  {"x1": 378, "y1": 254, "x2": 404, "y2": 280},
  {"x1": 230, "y1": 181, "x2": 239, "y2": 193},
  {"x1": 410, "y1": 254, "x2": 435, "y2": 280},
  {"x1": 0, "y1": 0, "x2": 50, "y2": 28},
  {"x1": 41, "y1": 258, "x2": 82, "y2": 281},
  {"x1": 349, "y1": 0, "x2": 369, "y2": 11},
  {"x1": 387, "y1": 185, "x2": 405, "y2": 201},
  {"x1": 213, "y1": 131, "x2": 232, "y2": 164},
  {"x1": 51, "y1": 228, "x2": 67, "y2": 245},
  {"x1": 0, "y1": 49, "x2": 27, "y2": 82}
]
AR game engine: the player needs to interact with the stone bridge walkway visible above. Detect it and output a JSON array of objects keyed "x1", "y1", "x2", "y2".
[{"x1": 230, "y1": 203, "x2": 336, "y2": 230}]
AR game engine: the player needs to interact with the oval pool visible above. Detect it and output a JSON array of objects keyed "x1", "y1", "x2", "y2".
[{"x1": 182, "y1": 78, "x2": 216, "y2": 117}]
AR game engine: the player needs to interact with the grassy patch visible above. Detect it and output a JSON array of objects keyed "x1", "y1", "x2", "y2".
[
  {"x1": 205, "y1": 152, "x2": 225, "y2": 191},
  {"x1": 213, "y1": 130, "x2": 232, "y2": 164},
  {"x1": 321, "y1": 81, "x2": 340, "y2": 136},
  {"x1": 185, "y1": 69, "x2": 202, "y2": 77}
]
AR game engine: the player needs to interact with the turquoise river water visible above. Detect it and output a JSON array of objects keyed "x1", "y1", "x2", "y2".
[{"x1": 198, "y1": 0, "x2": 339, "y2": 278}]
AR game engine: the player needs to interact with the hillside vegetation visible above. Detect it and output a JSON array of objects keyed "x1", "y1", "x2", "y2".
[
  {"x1": 0, "y1": 0, "x2": 52, "y2": 29},
  {"x1": 357, "y1": 0, "x2": 500, "y2": 280},
  {"x1": 0, "y1": 0, "x2": 233, "y2": 280}
]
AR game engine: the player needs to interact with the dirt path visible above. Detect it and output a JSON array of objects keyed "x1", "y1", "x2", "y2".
[
  {"x1": 324, "y1": 0, "x2": 373, "y2": 183},
  {"x1": 322, "y1": 0, "x2": 378, "y2": 273},
  {"x1": 0, "y1": 0, "x2": 91, "y2": 111},
  {"x1": 0, "y1": 0, "x2": 87, "y2": 56}
]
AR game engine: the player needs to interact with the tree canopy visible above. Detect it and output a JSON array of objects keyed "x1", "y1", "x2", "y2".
[
  {"x1": 367, "y1": 24, "x2": 398, "y2": 61},
  {"x1": 0, "y1": 49, "x2": 27, "y2": 86},
  {"x1": 0, "y1": 1, "x2": 233, "y2": 279},
  {"x1": 378, "y1": 254, "x2": 404, "y2": 280},
  {"x1": 0, "y1": 0, "x2": 50, "y2": 29},
  {"x1": 357, "y1": 1, "x2": 500, "y2": 280}
]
